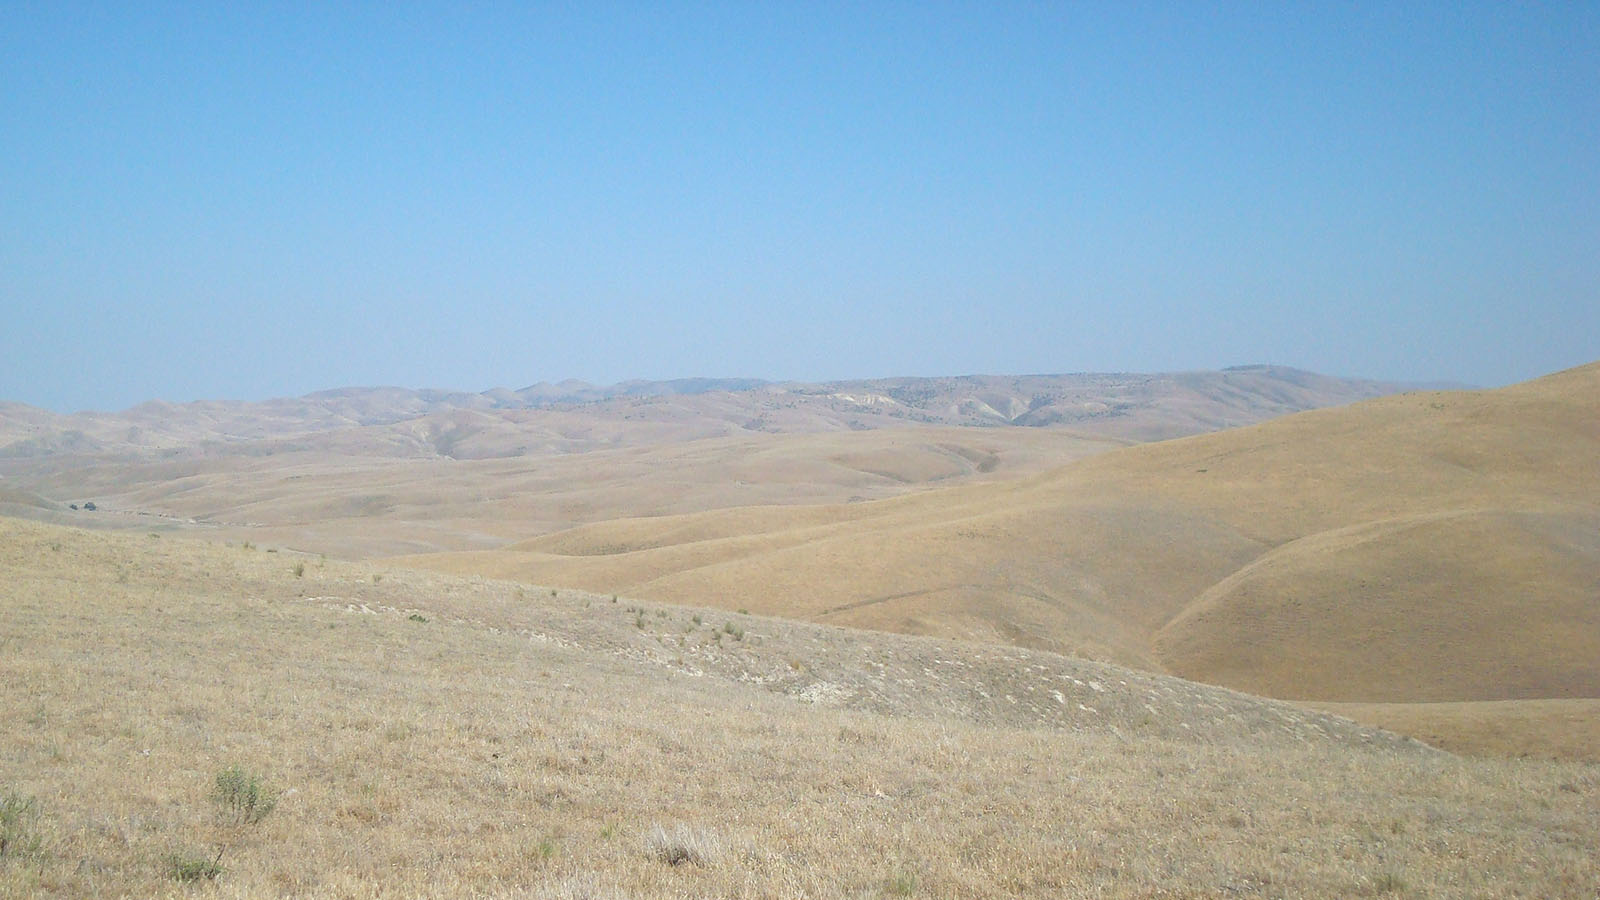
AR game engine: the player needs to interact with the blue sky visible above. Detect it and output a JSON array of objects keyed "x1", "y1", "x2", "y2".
[{"x1": 3, "y1": 3, "x2": 1595, "y2": 412}]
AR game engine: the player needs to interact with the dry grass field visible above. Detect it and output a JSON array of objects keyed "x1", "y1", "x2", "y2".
[
  {"x1": 3, "y1": 518, "x2": 1596, "y2": 898},
  {"x1": 0, "y1": 427, "x2": 1124, "y2": 558},
  {"x1": 396, "y1": 363, "x2": 1600, "y2": 759}
]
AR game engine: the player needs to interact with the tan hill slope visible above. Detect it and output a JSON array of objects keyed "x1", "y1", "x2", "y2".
[
  {"x1": 4, "y1": 517, "x2": 1597, "y2": 898},
  {"x1": 398, "y1": 363, "x2": 1600, "y2": 718}
]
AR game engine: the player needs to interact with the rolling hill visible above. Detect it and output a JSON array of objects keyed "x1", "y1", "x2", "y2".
[
  {"x1": 396, "y1": 362, "x2": 1600, "y2": 755},
  {"x1": 0, "y1": 366, "x2": 1426, "y2": 559},
  {"x1": 2, "y1": 517, "x2": 1594, "y2": 898}
]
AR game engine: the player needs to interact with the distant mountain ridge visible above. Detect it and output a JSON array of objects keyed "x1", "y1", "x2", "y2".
[{"x1": 0, "y1": 367, "x2": 1448, "y2": 460}]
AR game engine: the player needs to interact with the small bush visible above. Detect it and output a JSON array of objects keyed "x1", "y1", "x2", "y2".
[
  {"x1": 167, "y1": 848, "x2": 223, "y2": 882},
  {"x1": 888, "y1": 873, "x2": 918, "y2": 896},
  {"x1": 1373, "y1": 871, "x2": 1407, "y2": 893},
  {"x1": 0, "y1": 791, "x2": 43, "y2": 858},
  {"x1": 291, "y1": 562, "x2": 305, "y2": 577},
  {"x1": 213, "y1": 766, "x2": 277, "y2": 826},
  {"x1": 408, "y1": 613, "x2": 428, "y2": 623}
]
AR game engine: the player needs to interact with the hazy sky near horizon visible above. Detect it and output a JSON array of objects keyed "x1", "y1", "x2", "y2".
[{"x1": 3, "y1": 3, "x2": 1596, "y2": 412}]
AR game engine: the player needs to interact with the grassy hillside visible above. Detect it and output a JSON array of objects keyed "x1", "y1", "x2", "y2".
[
  {"x1": 2, "y1": 518, "x2": 1596, "y2": 898},
  {"x1": 397, "y1": 363, "x2": 1600, "y2": 753}
]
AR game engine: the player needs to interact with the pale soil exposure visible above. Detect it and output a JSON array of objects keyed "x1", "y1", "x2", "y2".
[{"x1": 2, "y1": 520, "x2": 1597, "y2": 898}]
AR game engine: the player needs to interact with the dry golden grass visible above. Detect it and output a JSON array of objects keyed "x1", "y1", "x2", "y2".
[
  {"x1": 1312, "y1": 699, "x2": 1600, "y2": 764},
  {"x1": 396, "y1": 363, "x2": 1600, "y2": 758},
  {"x1": 3, "y1": 517, "x2": 1598, "y2": 898},
  {"x1": 0, "y1": 427, "x2": 1122, "y2": 558}
]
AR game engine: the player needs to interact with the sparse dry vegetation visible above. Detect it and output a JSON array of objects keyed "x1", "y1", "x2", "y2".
[
  {"x1": 0, "y1": 791, "x2": 44, "y2": 860},
  {"x1": 2, "y1": 518, "x2": 1596, "y2": 898}
]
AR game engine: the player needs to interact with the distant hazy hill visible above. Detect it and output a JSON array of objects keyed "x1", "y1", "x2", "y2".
[{"x1": 0, "y1": 366, "x2": 1438, "y2": 460}]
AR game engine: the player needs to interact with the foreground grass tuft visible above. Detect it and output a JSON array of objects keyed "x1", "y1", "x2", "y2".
[
  {"x1": 646, "y1": 823, "x2": 720, "y2": 867},
  {"x1": 167, "y1": 848, "x2": 224, "y2": 882},
  {"x1": 0, "y1": 791, "x2": 43, "y2": 858},
  {"x1": 1372, "y1": 870, "x2": 1408, "y2": 894},
  {"x1": 213, "y1": 765, "x2": 277, "y2": 826},
  {"x1": 887, "y1": 872, "x2": 918, "y2": 895}
]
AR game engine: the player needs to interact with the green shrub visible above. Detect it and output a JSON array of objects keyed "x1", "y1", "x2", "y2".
[
  {"x1": 0, "y1": 791, "x2": 43, "y2": 858},
  {"x1": 213, "y1": 766, "x2": 277, "y2": 826},
  {"x1": 167, "y1": 848, "x2": 223, "y2": 882},
  {"x1": 888, "y1": 872, "x2": 918, "y2": 896},
  {"x1": 1373, "y1": 871, "x2": 1407, "y2": 893}
]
